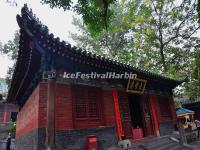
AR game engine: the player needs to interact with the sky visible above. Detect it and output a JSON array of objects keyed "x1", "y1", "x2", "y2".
[{"x1": 0, "y1": 0, "x2": 78, "y2": 78}]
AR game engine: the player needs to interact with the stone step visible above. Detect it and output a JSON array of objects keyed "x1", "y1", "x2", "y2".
[
  {"x1": 168, "y1": 144, "x2": 186, "y2": 150},
  {"x1": 155, "y1": 141, "x2": 178, "y2": 150},
  {"x1": 135, "y1": 135, "x2": 193, "y2": 150},
  {"x1": 145, "y1": 138, "x2": 172, "y2": 149}
]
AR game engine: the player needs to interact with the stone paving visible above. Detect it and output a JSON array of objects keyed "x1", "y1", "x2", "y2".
[
  {"x1": 0, "y1": 139, "x2": 15, "y2": 150},
  {"x1": 0, "y1": 137, "x2": 200, "y2": 150},
  {"x1": 188, "y1": 137, "x2": 200, "y2": 150}
]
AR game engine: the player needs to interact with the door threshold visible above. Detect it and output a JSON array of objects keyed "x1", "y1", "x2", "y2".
[{"x1": 131, "y1": 135, "x2": 156, "y2": 144}]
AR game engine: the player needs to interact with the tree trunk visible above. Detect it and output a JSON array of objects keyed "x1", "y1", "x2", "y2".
[{"x1": 160, "y1": 45, "x2": 167, "y2": 72}]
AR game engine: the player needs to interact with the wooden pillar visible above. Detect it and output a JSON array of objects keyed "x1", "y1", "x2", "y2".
[
  {"x1": 149, "y1": 95, "x2": 160, "y2": 136},
  {"x1": 112, "y1": 89, "x2": 124, "y2": 140},
  {"x1": 46, "y1": 80, "x2": 55, "y2": 149},
  {"x1": 3, "y1": 104, "x2": 7, "y2": 127},
  {"x1": 3, "y1": 112, "x2": 7, "y2": 127}
]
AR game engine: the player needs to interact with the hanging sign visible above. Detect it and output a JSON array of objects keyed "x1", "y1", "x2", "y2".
[{"x1": 126, "y1": 78, "x2": 147, "y2": 94}]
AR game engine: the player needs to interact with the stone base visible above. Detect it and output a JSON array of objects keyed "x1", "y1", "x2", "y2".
[
  {"x1": 159, "y1": 120, "x2": 176, "y2": 136},
  {"x1": 15, "y1": 127, "x2": 118, "y2": 150},
  {"x1": 55, "y1": 126, "x2": 118, "y2": 150},
  {"x1": 15, "y1": 128, "x2": 46, "y2": 150}
]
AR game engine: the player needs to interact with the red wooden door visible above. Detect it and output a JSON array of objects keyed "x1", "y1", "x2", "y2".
[
  {"x1": 141, "y1": 96, "x2": 155, "y2": 136},
  {"x1": 119, "y1": 92, "x2": 132, "y2": 138}
]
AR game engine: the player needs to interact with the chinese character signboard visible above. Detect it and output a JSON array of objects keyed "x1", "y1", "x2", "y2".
[{"x1": 126, "y1": 78, "x2": 147, "y2": 94}]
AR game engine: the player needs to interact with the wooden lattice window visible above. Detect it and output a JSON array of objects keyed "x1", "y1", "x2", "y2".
[{"x1": 73, "y1": 85, "x2": 102, "y2": 121}]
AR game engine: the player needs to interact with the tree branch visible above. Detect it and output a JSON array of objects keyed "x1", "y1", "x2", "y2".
[{"x1": 163, "y1": 4, "x2": 196, "y2": 46}]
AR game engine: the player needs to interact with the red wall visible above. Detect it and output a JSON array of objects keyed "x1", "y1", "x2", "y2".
[
  {"x1": 169, "y1": 96, "x2": 177, "y2": 120},
  {"x1": 38, "y1": 83, "x2": 47, "y2": 128},
  {"x1": 55, "y1": 83, "x2": 73, "y2": 130},
  {"x1": 16, "y1": 84, "x2": 40, "y2": 137},
  {"x1": 54, "y1": 85, "x2": 116, "y2": 130},
  {"x1": 16, "y1": 82, "x2": 117, "y2": 137},
  {"x1": 16, "y1": 82, "x2": 48, "y2": 137},
  {"x1": 153, "y1": 95, "x2": 177, "y2": 123}
]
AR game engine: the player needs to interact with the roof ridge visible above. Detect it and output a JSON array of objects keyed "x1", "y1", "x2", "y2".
[{"x1": 17, "y1": 4, "x2": 185, "y2": 84}]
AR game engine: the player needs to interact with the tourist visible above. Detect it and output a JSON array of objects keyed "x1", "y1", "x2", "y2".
[
  {"x1": 195, "y1": 120, "x2": 200, "y2": 138},
  {"x1": 6, "y1": 132, "x2": 11, "y2": 150}
]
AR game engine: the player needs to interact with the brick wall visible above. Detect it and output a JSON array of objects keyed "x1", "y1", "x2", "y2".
[
  {"x1": 53, "y1": 85, "x2": 116, "y2": 129},
  {"x1": 52, "y1": 85, "x2": 118, "y2": 149},
  {"x1": 38, "y1": 82, "x2": 47, "y2": 128},
  {"x1": 16, "y1": 83, "x2": 119, "y2": 149},
  {"x1": 16, "y1": 85, "x2": 40, "y2": 137},
  {"x1": 55, "y1": 127, "x2": 117, "y2": 150},
  {"x1": 15, "y1": 128, "x2": 46, "y2": 150},
  {"x1": 16, "y1": 82, "x2": 48, "y2": 137},
  {"x1": 55, "y1": 83, "x2": 73, "y2": 130}
]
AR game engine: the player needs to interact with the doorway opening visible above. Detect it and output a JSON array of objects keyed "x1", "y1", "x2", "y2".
[
  {"x1": 128, "y1": 94, "x2": 155, "y2": 140},
  {"x1": 128, "y1": 94, "x2": 144, "y2": 140},
  {"x1": 128, "y1": 94, "x2": 143, "y2": 128}
]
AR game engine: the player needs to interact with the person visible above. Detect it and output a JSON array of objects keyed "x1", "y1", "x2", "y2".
[
  {"x1": 195, "y1": 119, "x2": 200, "y2": 138},
  {"x1": 6, "y1": 132, "x2": 11, "y2": 150}
]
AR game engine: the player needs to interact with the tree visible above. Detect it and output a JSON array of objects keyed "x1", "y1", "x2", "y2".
[
  {"x1": 131, "y1": 0, "x2": 200, "y2": 75},
  {"x1": 41, "y1": 0, "x2": 117, "y2": 36},
  {"x1": 185, "y1": 49, "x2": 200, "y2": 100},
  {"x1": 71, "y1": 0, "x2": 200, "y2": 76},
  {"x1": 70, "y1": 1, "x2": 149, "y2": 65},
  {"x1": 5, "y1": 0, "x2": 116, "y2": 36},
  {"x1": 0, "y1": 31, "x2": 19, "y2": 87}
]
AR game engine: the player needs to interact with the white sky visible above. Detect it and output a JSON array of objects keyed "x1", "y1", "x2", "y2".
[{"x1": 0, "y1": 0, "x2": 79, "y2": 78}]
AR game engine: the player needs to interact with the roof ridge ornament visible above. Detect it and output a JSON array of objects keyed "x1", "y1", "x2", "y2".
[
  {"x1": 16, "y1": 5, "x2": 186, "y2": 86},
  {"x1": 20, "y1": 4, "x2": 49, "y2": 34}
]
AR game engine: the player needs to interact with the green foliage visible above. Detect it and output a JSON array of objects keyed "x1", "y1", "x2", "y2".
[
  {"x1": 11, "y1": 121, "x2": 16, "y2": 134},
  {"x1": 71, "y1": 0, "x2": 200, "y2": 100},
  {"x1": 41, "y1": 0, "x2": 116, "y2": 36},
  {"x1": 71, "y1": 0, "x2": 200, "y2": 76},
  {"x1": 185, "y1": 49, "x2": 200, "y2": 100},
  {"x1": 41, "y1": 0, "x2": 72, "y2": 10},
  {"x1": 132, "y1": 0, "x2": 200, "y2": 74},
  {"x1": 174, "y1": 100, "x2": 182, "y2": 109},
  {"x1": 0, "y1": 31, "x2": 19, "y2": 88},
  {"x1": 70, "y1": 0, "x2": 143, "y2": 65}
]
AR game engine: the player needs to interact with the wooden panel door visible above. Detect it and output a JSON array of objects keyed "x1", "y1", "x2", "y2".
[
  {"x1": 141, "y1": 96, "x2": 155, "y2": 136},
  {"x1": 118, "y1": 92, "x2": 132, "y2": 138}
]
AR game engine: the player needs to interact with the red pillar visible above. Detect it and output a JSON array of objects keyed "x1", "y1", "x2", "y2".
[
  {"x1": 149, "y1": 95, "x2": 160, "y2": 136},
  {"x1": 112, "y1": 89, "x2": 123, "y2": 140},
  {"x1": 3, "y1": 112, "x2": 7, "y2": 126}
]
